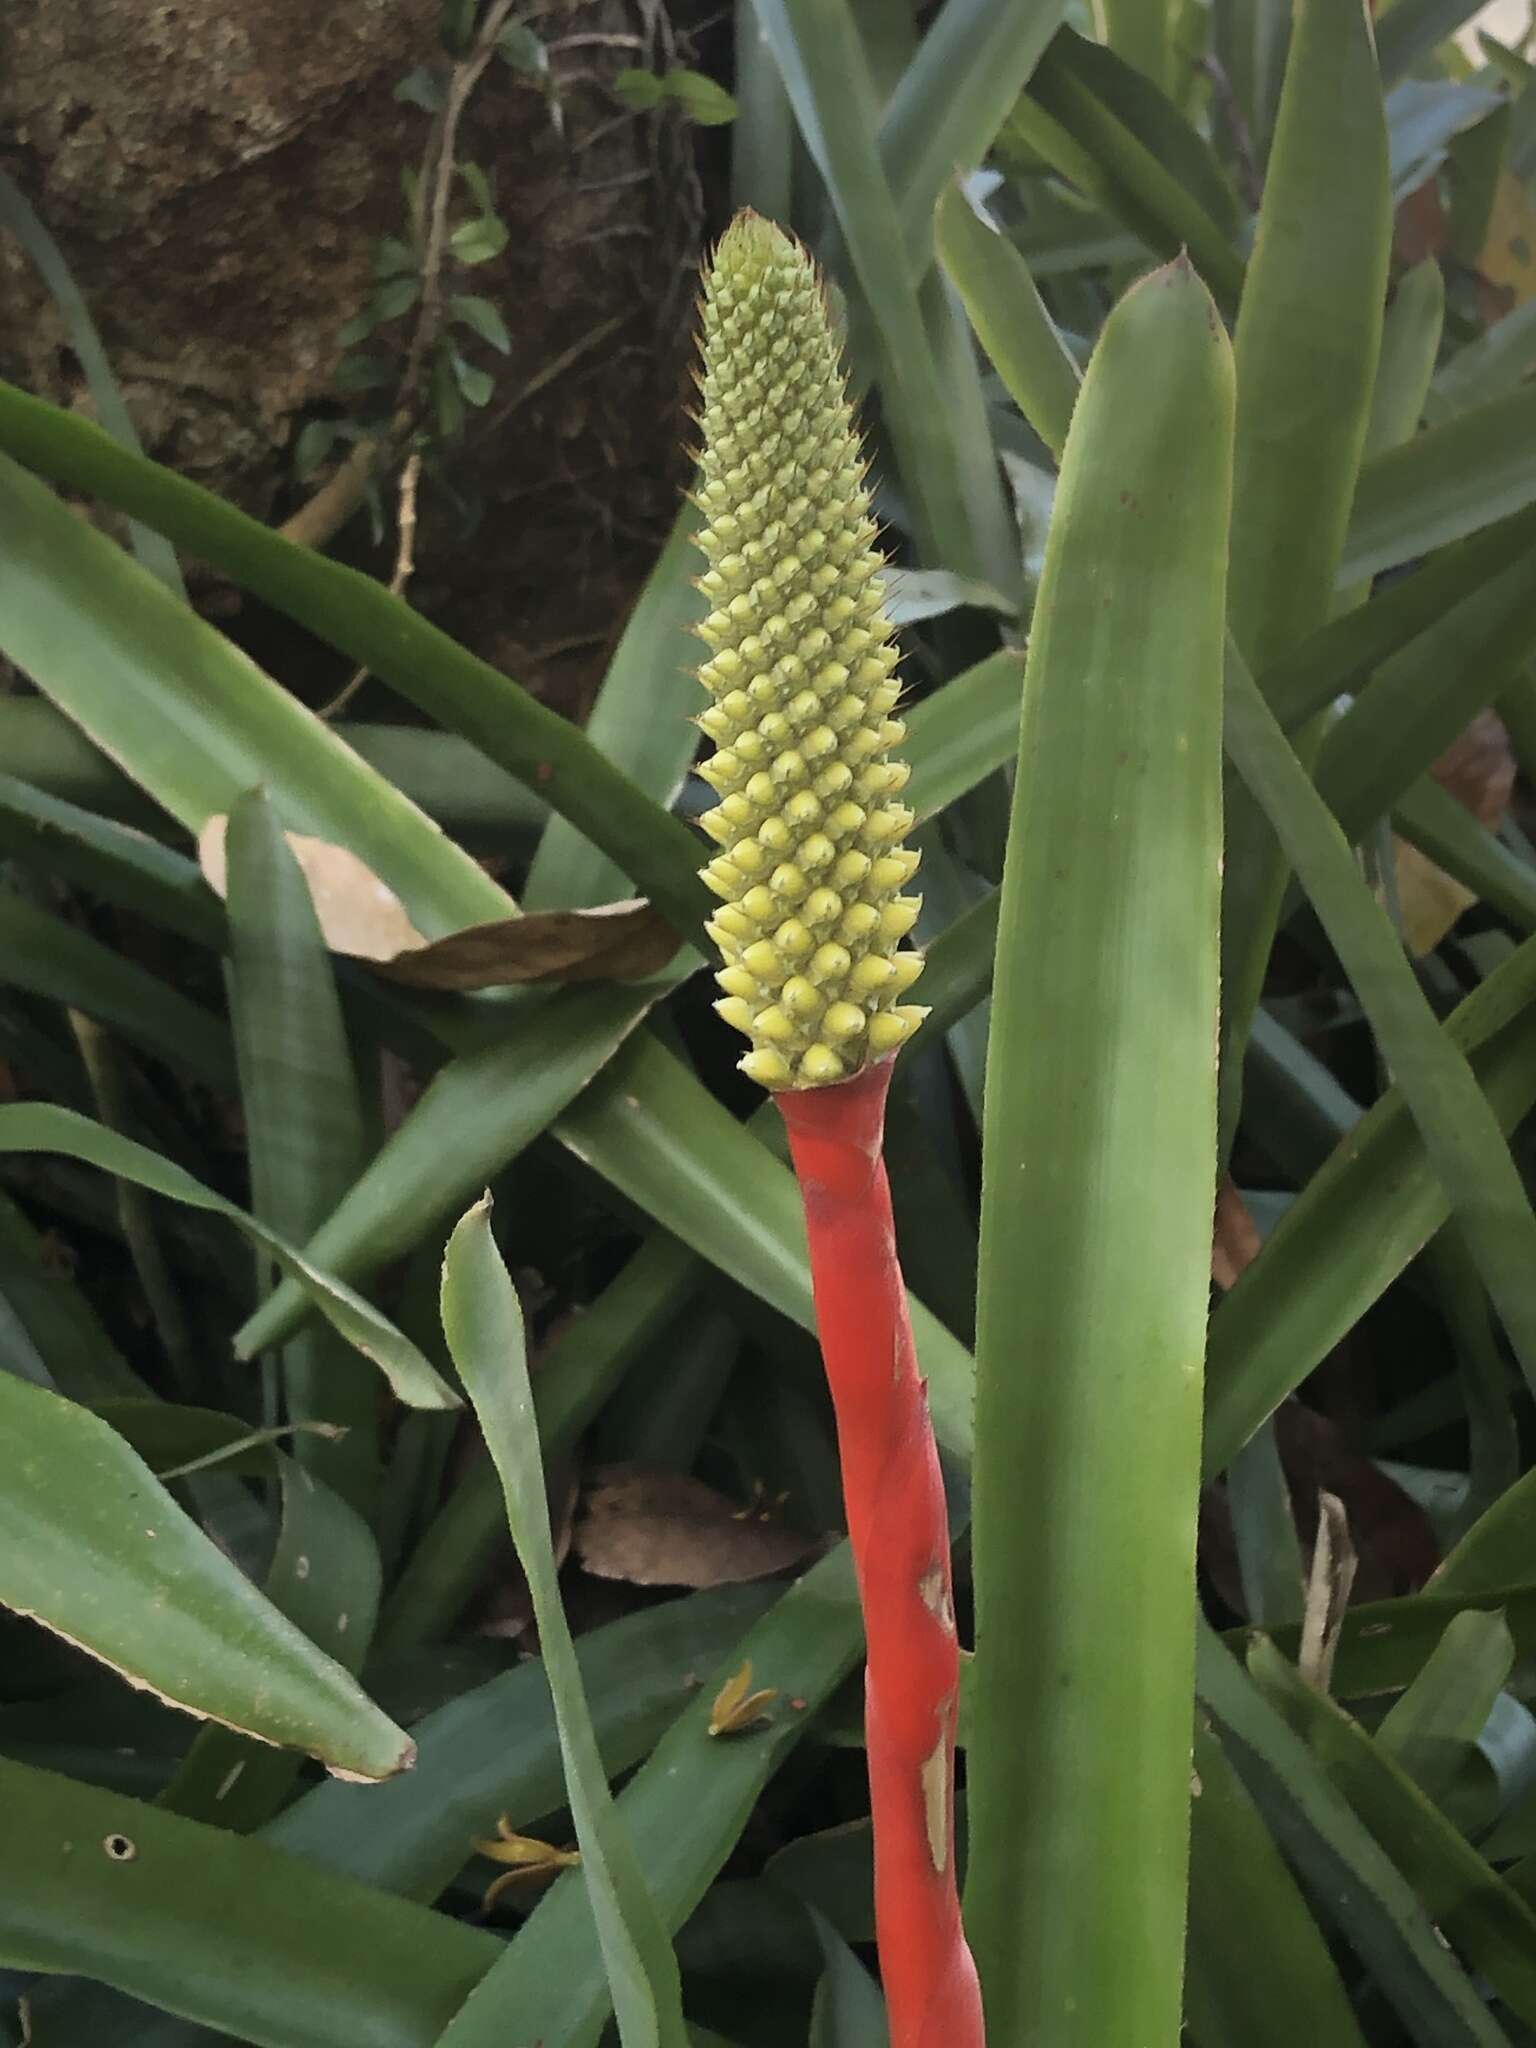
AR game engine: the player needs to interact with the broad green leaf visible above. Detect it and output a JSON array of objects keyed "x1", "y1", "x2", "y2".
[
  {"x1": 905, "y1": 652, "x2": 1024, "y2": 824},
  {"x1": 0, "y1": 1755, "x2": 495, "y2": 2047},
  {"x1": 437, "y1": 1201, "x2": 687, "y2": 2048},
  {"x1": 1377, "y1": 0, "x2": 1496, "y2": 85},
  {"x1": 0, "y1": 1104, "x2": 454, "y2": 1410},
  {"x1": 1373, "y1": 1609, "x2": 1515, "y2": 1809},
  {"x1": 1427, "y1": 296, "x2": 1536, "y2": 423},
  {"x1": 0, "y1": 771, "x2": 223, "y2": 945},
  {"x1": 525, "y1": 503, "x2": 704, "y2": 911},
  {"x1": 1221, "y1": 0, "x2": 1390, "y2": 1139},
  {"x1": 1363, "y1": 257, "x2": 1445, "y2": 464},
  {"x1": 98, "y1": 1404, "x2": 383, "y2": 1830},
  {"x1": 1093, "y1": 0, "x2": 1174, "y2": 92},
  {"x1": 1205, "y1": 935, "x2": 1536, "y2": 1476},
  {"x1": 969, "y1": 260, "x2": 1232, "y2": 2048},
  {"x1": 806, "y1": 1909, "x2": 889, "y2": 2048},
  {"x1": 879, "y1": 0, "x2": 1069, "y2": 263},
  {"x1": 1248, "y1": 1631, "x2": 1536, "y2": 2032},
  {"x1": 234, "y1": 980, "x2": 668, "y2": 1358},
  {"x1": 1196, "y1": 1627, "x2": 1509, "y2": 2048},
  {"x1": 1020, "y1": 29, "x2": 1245, "y2": 304},
  {"x1": 0, "y1": 888, "x2": 234, "y2": 1089},
  {"x1": 0, "y1": 394, "x2": 709, "y2": 942},
  {"x1": 458, "y1": 1542, "x2": 864, "y2": 2048},
  {"x1": 1186, "y1": 1714, "x2": 1367, "y2": 2048},
  {"x1": 1263, "y1": 502, "x2": 1536, "y2": 733},
  {"x1": 0, "y1": 1379, "x2": 407, "y2": 1779},
  {"x1": 0, "y1": 448, "x2": 510, "y2": 941},
  {"x1": 1341, "y1": 384, "x2": 1536, "y2": 587},
  {"x1": 272, "y1": 1583, "x2": 776, "y2": 1901},
  {"x1": 225, "y1": 789, "x2": 378, "y2": 1516},
  {"x1": 1314, "y1": 550, "x2": 1536, "y2": 836},
  {"x1": 1224, "y1": 650, "x2": 1536, "y2": 1398},
  {"x1": 448, "y1": 294, "x2": 512, "y2": 354},
  {"x1": 934, "y1": 183, "x2": 1081, "y2": 459},
  {"x1": 747, "y1": 0, "x2": 986, "y2": 575}
]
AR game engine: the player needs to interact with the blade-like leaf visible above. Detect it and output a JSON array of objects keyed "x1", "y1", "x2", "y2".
[
  {"x1": 969, "y1": 259, "x2": 1233, "y2": 2048},
  {"x1": 0, "y1": 1104, "x2": 455, "y2": 1410},
  {"x1": 1224, "y1": 649, "x2": 1536, "y2": 1398},
  {"x1": 225, "y1": 789, "x2": 378, "y2": 1514},
  {"x1": 0, "y1": 1379, "x2": 408, "y2": 1780},
  {"x1": 438, "y1": 1200, "x2": 687, "y2": 2048},
  {"x1": 1196, "y1": 1626, "x2": 1509, "y2": 2048}
]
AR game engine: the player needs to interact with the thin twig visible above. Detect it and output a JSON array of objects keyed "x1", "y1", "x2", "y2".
[{"x1": 321, "y1": 449, "x2": 421, "y2": 717}]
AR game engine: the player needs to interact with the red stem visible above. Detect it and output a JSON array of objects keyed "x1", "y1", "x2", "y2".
[{"x1": 778, "y1": 1059, "x2": 983, "y2": 2048}]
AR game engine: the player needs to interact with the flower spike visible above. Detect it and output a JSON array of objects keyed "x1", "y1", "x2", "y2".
[{"x1": 691, "y1": 212, "x2": 925, "y2": 1089}]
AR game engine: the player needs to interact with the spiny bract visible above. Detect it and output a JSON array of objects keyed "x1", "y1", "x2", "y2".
[{"x1": 691, "y1": 212, "x2": 925, "y2": 1091}]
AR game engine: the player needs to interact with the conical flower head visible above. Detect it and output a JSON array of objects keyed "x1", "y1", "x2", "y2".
[{"x1": 691, "y1": 213, "x2": 925, "y2": 1091}]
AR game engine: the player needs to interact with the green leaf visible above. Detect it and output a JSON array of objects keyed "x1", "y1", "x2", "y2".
[
  {"x1": 806, "y1": 1909, "x2": 888, "y2": 2048},
  {"x1": 1341, "y1": 384, "x2": 1536, "y2": 586},
  {"x1": 448, "y1": 294, "x2": 512, "y2": 354},
  {"x1": 1186, "y1": 1715, "x2": 1368, "y2": 2048},
  {"x1": 0, "y1": 1103, "x2": 455, "y2": 1410},
  {"x1": 372, "y1": 276, "x2": 421, "y2": 323},
  {"x1": 0, "y1": 1186, "x2": 143, "y2": 1400},
  {"x1": 497, "y1": 22, "x2": 549, "y2": 75},
  {"x1": 613, "y1": 67, "x2": 665, "y2": 110},
  {"x1": 373, "y1": 236, "x2": 418, "y2": 279},
  {"x1": 438, "y1": 1201, "x2": 687, "y2": 2048},
  {"x1": 1224, "y1": 648, "x2": 1536, "y2": 1402},
  {"x1": 968, "y1": 260, "x2": 1233, "y2": 2048},
  {"x1": 234, "y1": 981, "x2": 667, "y2": 1359},
  {"x1": 448, "y1": 215, "x2": 509, "y2": 266},
  {"x1": 332, "y1": 351, "x2": 393, "y2": 392},
  {"x1": 877, "y1": 0, "x2": 1072, "y2": 271},
  {"x1": 0, "y1": 1754, "x2": 496, "y2": 2045},
  {"x1": 1428, "y1": 297, "x2": 1536, "y2": 423},
  {"x1": 292, "y1": 419, "x2": 338, "y2": 478},
  {"x1": 748, "y1": 0, "x2": 994, "y2": 576},
  {"x1": 1247, "y1": 1630, "x2": 1536, "y2": 2032},
  {"x1": 1196, "y1": 1627, "x2": 1510, "y2": 2048},
  {"x1": 1019, "y1": 29, "x2": 1246, "y2": 305},
  {"x1": 1373, "y1": 1608, "x2": 1515, "y2": 1810},
  {"x1": 0, "y1": 1379, "x2": 407, "y2": 1778},
  {"x1": 450, "y1": 353, "x2": 495, "y2": 407},
  {"x1": 274, "y1": 1582, "x2": 776, "y2": 1901},
  {"x1": 454, "y1": 1543, "x2": 864, "y2": 2048},
  {"x1": 0, "y1": 448, "x2": 511, "y2": 938},
  {"x1": 0, "y1": 389, "x2": 710, "y2": 944},
  {"x1": 1220, "y1": 0, "x2": 1391, "y2": 1141},
  {"x1": 933, "y1": 183, "x2": 1081, "y2": 460},
  {"x1": 395, "y1": 64, "x2": 445, "y2": 112},
  {"x1": 225, "y1": 789, "x2": 378, "y2": 1517},
  {"x1": 1205, "y1": 933, "x2": 1536, "y2": 1478},
  {"x1": 661, "y1": 69, "x2": 739, "y2": 125},
  {"x1": 1376, "y1": 0, "x2": 1493, "y2": 86},
  {"x1": 0, "y1": 887, "x2": 234, "y2": 1089}
]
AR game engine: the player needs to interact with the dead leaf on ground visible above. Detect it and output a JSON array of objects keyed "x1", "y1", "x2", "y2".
[
  {"x1": 375, "y1": 899, "x2": 679, "y2": 989},
  {"x1": 574, "y1": 1463, "x2": 816, "y2": 1589},
  {"x1": 199, "y1": 815, "x2": 679, "y2": 985},
  {"x1": 1393, "y1": 710, "x2": 1517, "y2": 956}
]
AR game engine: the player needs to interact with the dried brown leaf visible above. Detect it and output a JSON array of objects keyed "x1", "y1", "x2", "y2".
[
  {"x1": 200, "y1": 815, "x2": 679, "y2": 985},
  {"x1": 198, "y1": 816, "x2": 426, "y2": 961},
  {"x1": 375, "y1": 899, "x2": 679, "y2": 989},
  {"x1": 573, "y1": 1463, "x2": 815, "y2": 1589}
]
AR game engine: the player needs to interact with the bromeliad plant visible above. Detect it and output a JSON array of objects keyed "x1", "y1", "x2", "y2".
[
  {"x1": 8, "y1": 4, "x2": 1536, "y2": 2048},
  {"x1": 689, "y1": 214, "x2": 979, "y2": 2047}
]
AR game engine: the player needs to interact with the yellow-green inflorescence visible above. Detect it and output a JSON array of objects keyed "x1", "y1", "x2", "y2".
[{"x1": 691, "y1": 213, "x2": 926, "y2": 1091}]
